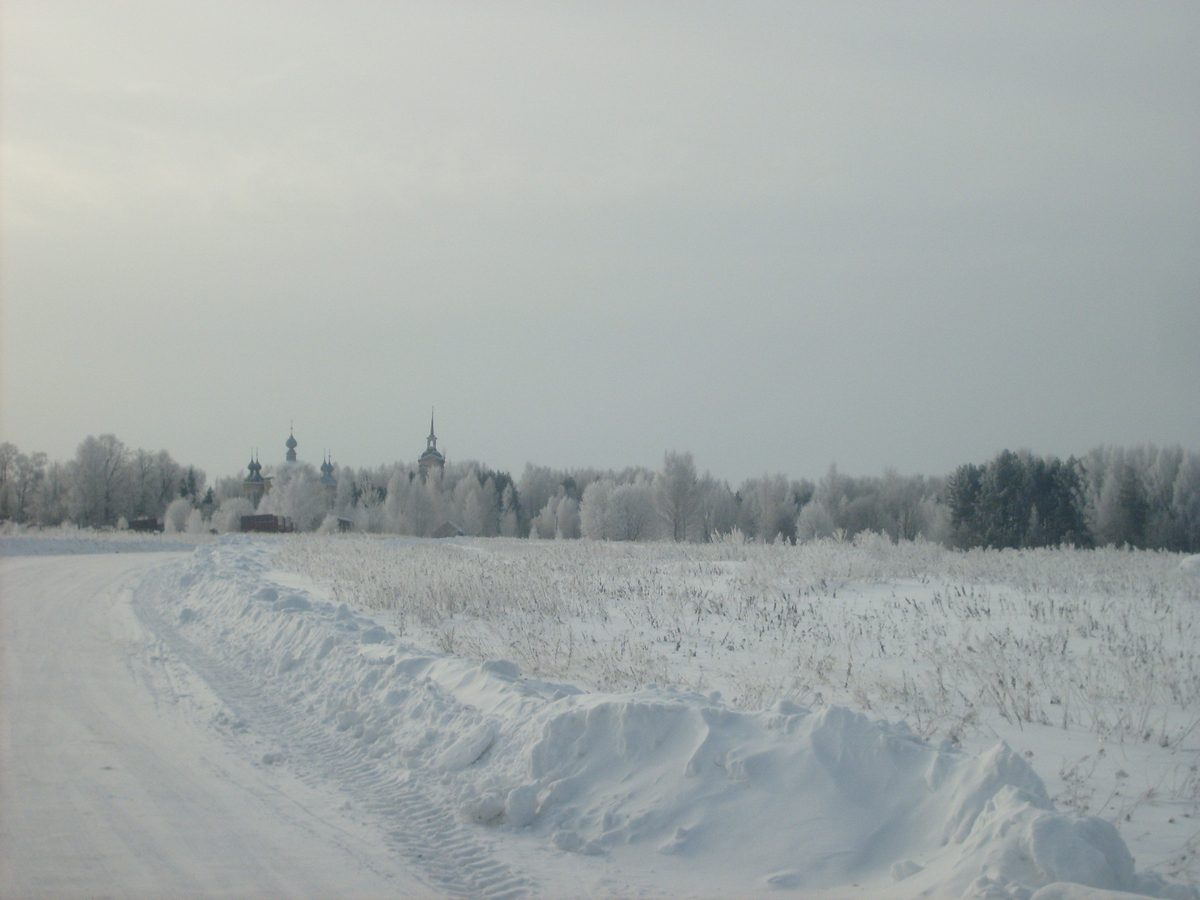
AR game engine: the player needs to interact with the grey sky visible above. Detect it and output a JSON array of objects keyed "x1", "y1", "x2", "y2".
[{"x1": 3, "y1": 2, "x2": 1197, "y2": 486}]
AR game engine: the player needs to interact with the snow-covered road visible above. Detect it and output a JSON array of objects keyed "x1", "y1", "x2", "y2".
[{"x1": 0, "y1": 552, "x2": 428, "y2": 900}]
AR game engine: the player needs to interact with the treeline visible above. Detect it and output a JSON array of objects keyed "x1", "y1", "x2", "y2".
[
  {"x1": 0, "y1": 436, "x2": 205, "y2": 529},
  {"x1": 948, "y1": 446, "x2": 1200, "y2": 551},
  {"x1": 3, "y1": 437, "x2": 1198, "y2": 552},
  {"x1": 947, "y1": 452, "x2": 1090, "y2": 549}
]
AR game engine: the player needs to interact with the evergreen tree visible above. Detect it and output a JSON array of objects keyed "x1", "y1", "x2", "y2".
[{"x1": 946, "y1": 462, "x2": 983, "y2": 548}]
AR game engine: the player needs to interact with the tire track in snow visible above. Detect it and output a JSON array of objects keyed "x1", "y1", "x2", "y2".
[{"x1": 131, "y1": 590, "x2": 534, "y2": 900}]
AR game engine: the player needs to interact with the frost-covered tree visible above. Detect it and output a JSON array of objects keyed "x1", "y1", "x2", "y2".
[
  {"x1": 400, "y1": 472, "x2": 449, "y2": 537},
  {"x1": 519, "y1": 464, "x2": 566, "y2": 535},
  {"x1": 556, "y1": 496, "x2": 580, "y2": 539},
  {"x1": 383, "y1": 470, "x2": 413, "y2": 533},
  {"x1": 34, "y1": 461, "x2": 72, "y2": 525},
  {"x1": 499, "y1": 484, "x2": 521, "y2": 537},
  {"x1": 736, "y1": 474, "x2": 804, "y2": 543},
  {"x1": 212, "y1": 475, "x2": 246, "y2": 504},
  {"x1": 259, "y1": 463, "x2": 328, "y2": 532},
  {"x1": 334, "y1": 465, "x2": 357, "y2": 517},
  {"x1": 531, "y1": 494, "x2": 580, "y2": 539},
  {"x1": 128, "y1": 449, "x2": 184, "y2": 520},
  {"x1": 580, "y1": 480, "x2": 614, "y2": 540},
  {"x1": 796, "y1": 499, "x2": 837, "y2": 542},
  {"x1": 0, "y1": 442, "x2": 17, "y2": 518},
  {"x1": 1091, "y1": 455, "x2": 1149, "y2": 548},
  {"x1": 8, "y1": 449, "x2": 47, "y2": 524},
  {"x1": 455, "y1": 476, "x2": 487, "y2": 536},
  {"x1": 351, "y1": 468, "x2": 390, "y2": 533},
  {"x1": 440, "y1": 465, "x2": 503, "y2": 537},
  {"x1": 606, "y1": 481, "x2": 658, "y2": 541},
  {"x1": 69, "y1": 435, "x2": 130, "y2": 527},
  {"x1": 795, "y1": 464, "x2": 942, "y2": 544},
  {"x1": 1142, "y1": 446, "x2": 1186, "y2": 549},
  {"x1": 696, "y1": 475, "x2": 738, "y2": 542},
  {"x1": 656, "y1": 450, "x2": 700, "y2": 542},
  {"x1": 876, "y1": 469, "x2": 934, "y2": 542},
  {"x1": 1172, "y1": 453, "x2": 1200, "y2": 552}
]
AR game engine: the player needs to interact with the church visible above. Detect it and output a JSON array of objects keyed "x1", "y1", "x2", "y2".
[
  {"x1": 418, "y1": 411, "x2": 445, "y2": 477},
  {"x1": 244, "y1": 413, "x2": 447, "y2": 507}
]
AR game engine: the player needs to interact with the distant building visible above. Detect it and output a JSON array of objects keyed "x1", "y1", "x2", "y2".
[
  {"x1": 244, "y1": 454, "x2": 267, "y2": 506},
  {"x1": 418, "y1": 410, "x2": 445, "y2": 477},
  {"x1": 433, "y1": 521, "x2": 464, "y2": 539},
  {"x1": 284, "y1": 427, "x2": 298, "y2": 464},
  {"x1": 320, "y1": 454, "x2": 337, "y2": 503},
  {"x1": 239, "y1": 418, "x2": 454, "y2": 519},
  {"x1": 240, "y1": 513, "x2": 293, "y2": 533},
  {"x1": 243, "y1": 428, "x2": 341, "y2": 509}
]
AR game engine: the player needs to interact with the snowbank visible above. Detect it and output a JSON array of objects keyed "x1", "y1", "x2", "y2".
[{"x1": 132, "y1": 537, "x2": 1197, "y2": 900}]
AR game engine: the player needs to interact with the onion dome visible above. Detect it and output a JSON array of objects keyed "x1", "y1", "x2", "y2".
[
  {"x1": 320, "y1": 454, "x2": 337, "y2": 487},
  {"x1": 245, "y1": 454, "x2": 264, "y2": 483}
]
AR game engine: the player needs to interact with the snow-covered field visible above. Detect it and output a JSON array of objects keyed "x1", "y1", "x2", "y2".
[{"x1": 3, "y1": 533, "x2": 1198, "y2": 899}]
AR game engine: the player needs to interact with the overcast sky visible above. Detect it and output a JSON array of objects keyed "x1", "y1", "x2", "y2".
[{"x1": 3, "y1": 2, "x2": 1197, "y2": 486}]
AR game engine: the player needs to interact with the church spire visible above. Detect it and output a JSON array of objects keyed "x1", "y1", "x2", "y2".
[
  {"x1": 285, "y1": 422, "x2": 298, "y2": 463},
  {"x1": 418, "y1": 407, "x2": 445, "y2": 476}
]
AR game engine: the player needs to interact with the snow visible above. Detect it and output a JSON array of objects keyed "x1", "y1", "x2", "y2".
[
  {"x1": 3, "y1": 534, "x2": 1198, "y2": 900},
  {"x1": 0, "y1": 550, "x2": 428, "y2": 900}
]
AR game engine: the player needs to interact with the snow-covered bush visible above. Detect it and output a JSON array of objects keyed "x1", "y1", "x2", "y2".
[
  {"x1": 163, "y1": 497, "x2": 193, "y2": 533},
  {"x1": 212, "y1": 497, "x2": 254, "y2": 534}
]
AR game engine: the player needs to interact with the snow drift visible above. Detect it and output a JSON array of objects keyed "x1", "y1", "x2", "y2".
[{"x1": 131, "y1": 537, "x2": 1197, "y2": 900}]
